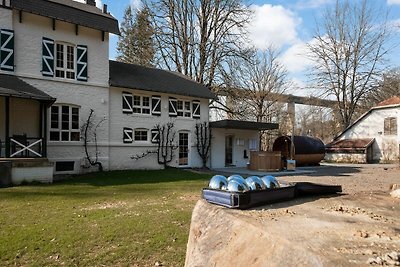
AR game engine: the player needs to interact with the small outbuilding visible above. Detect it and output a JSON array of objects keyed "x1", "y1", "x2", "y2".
[
  {"x1": 325, "y1": 138, "x2": 375, "y2": 164},
  {"x1": 326, "y1": 96, "x2": 400, "y2": 163},
  {"x1": 209, "y1": 120, "x2": 279, "y2": 169}
]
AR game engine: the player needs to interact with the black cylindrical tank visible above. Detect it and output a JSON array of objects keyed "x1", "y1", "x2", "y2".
[{"x1": 272, "y1": 136, "x2": 325, "y2": 166}]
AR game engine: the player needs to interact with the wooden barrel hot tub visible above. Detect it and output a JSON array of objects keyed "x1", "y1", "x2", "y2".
[{"x1": 272, "y1": 136, "x2": 325, "y2": 166}]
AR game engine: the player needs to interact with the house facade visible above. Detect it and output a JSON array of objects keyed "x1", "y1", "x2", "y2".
[
  {"x1": 325, "y1": 97, "x2": 400, "y2": 163},
  {"x1": 0, "y1": 0, "x2": 214, "y2": 182}
]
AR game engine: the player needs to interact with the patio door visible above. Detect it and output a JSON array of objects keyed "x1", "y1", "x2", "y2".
[
  {"x1": 225, "y1": 135, "x2": 233, "y2": 166},
  {"x1": 178, "y1": 132, "x2": 189, "y2": 166}
]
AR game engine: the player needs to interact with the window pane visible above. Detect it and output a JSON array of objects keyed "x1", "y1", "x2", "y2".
[
  {"x1": 142, "y1": 108, "x2": 150, "y2": 114},
  {"x1": 133, "y1": 96, "x2": 141, "y2": 106},
  {"x1": 51, "y1": 106, "x2": 59, "y2": 129},
  {"x1": 62, "y1": 106, "x2": 70, "y2": 130},
  {"x1": 177, "y1": 100, "x2": 183, "y2": 110},
  {"x1": 133, "y1": 108, "x2": 141, "y2": 113},
  {"x1": 134, "y1": 130, "x2": 148, "y2": 141},
  {"x1": 71, "y1": 108, "x2": 79, "y2": 129},
  {"x1": 66, "y1": 71, "x2": 75, "y2": 79},
  {"x1": 67, "y1": 46, "x2": 74, "y2": 70},
  {"x1": 61, "y1": 132, "x2": 69, "y2": 141},
  {"x1": 56, "y1": 44, "x2": 64, "y2": 68},
  {"x1": 185, "y1": 101, "x2": 191, "y2": 111},
  {"x1": 56, "y1": 70, "x2": 65, "y2": 78},
  {"x1": 71, "y1": 132, "x2": 80, "y2": 141},
  {"x1": 143, "y1": 96, "x2": 150, "y2": 107},
  {"x1": 50, "y1": 131, "x2": 60, "y2": 141}
]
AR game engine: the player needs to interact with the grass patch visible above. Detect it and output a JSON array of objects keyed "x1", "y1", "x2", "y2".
[{"x1": 0, "y1": 169, "x2": 211, "y2": 266}]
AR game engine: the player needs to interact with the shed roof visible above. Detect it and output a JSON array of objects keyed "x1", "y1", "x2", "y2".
[
  {"x1": 10, "y1": 0, "x2": 120, "y2": 34},
  {"x1": 376, "y1": 96, "x2": 400, "y2": 107},
  {"x1": 109, "y1": 60, "x2": 216, "y2": 99},
  {"x1": 326, "y1": 138, "x2": 375, "y2": 152},
  {"x1": 0, "y1": 74, "x2": 55, "y2": 104},
  {"x1": 210, "y1": 120, "x2": 279, "y2": 130}
]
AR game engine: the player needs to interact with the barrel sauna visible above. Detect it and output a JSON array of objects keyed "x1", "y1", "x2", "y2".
[{"x1": 272, "y1": 136, "x2": 325, "y2": 166}]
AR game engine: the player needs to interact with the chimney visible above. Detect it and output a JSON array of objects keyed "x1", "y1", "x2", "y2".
[
  {"x1": 103, "y1": 4, "x2": 108, "y2": 13},
  {"x1": 85, "y1": 0, "x2": 96, "y2": 6}
]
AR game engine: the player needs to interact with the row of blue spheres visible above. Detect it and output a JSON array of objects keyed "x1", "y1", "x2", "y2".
[{"x1": 209, "y1": 174, "x2": 280, "y2": 192}]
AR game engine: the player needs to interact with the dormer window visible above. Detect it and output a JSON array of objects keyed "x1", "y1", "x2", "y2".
[{"x1": 55, "y1": 43, "x2": 75, "y2": 79}]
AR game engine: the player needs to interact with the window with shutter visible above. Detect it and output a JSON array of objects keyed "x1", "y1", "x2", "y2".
[
  {"x1": 152, "y1": 96, "x2": 161, "y2": 116},
  {"x1": 192, "y1": 100, "x2": 201, "y2": 119},
  {"x1": 42, "y1": 37, "x2": 55, "y2": 77},
  {"x1": 151, "y1": 129, "x2": 159, "y2": 143},
  {"x1": 169, "y1": 98, "x2": 177, "y2": 117},
  {"x1": 123, "y1": 127, "x2": 133, "y2": 143},
  {"x1": 0, "y1": 29, "x2": 14, "y2": 71},
  {"x1": 384, "y1": 117, "x2": 397, "y2": 135},
  {"x1": 76, "y1": 45, "x2": 88, "y2": 81},
  {"x1": 122, "y1": 92, "x2": 133, "y2": 113}
]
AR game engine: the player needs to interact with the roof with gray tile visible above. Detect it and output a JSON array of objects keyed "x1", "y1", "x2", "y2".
[
  {"x1": 0, "y1": 74, "x2": 55, "y2": 103},
  {"x1": 109, "y1": 60, "x2": 216, "y2": 99},
  {"x1": 10, "y1": 0, "x2": 120, "y2": 34},
  {"x1": 210, "y1": 120, "x2": 279, "y2": 130}
]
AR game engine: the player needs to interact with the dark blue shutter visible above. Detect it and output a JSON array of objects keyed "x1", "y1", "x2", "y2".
[
  {"x1": 152, "y1": 96, "x2": 161, "y2": 116},
  {"x1": 0, "y1": 29, "x2": 14, "y2": 71},
  {"x1": 151, "y1": 129, "x2": 159, "y2": 143},
  {"x1": 122, "y1": 92, "x2": 133, "y2": 113},
  {"x1": 123, "y1": 128, "x2": 133, "y2": 143},
  {"x1": 192, "y1": 100, "x2": 201, "y2": 119},
  {"x1": 76, "y1": 45, "x2": 88, "y2": 81},
  {"x1": 169, "y1": 97, "x2": 177, "y2": 117},
  {"x1": 42, "y1": 37, "x2": 54, "y2": 77}
]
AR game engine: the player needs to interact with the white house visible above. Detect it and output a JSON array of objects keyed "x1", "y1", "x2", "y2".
[
  {"x1": 0, "y1": 0, "x2": 276, "y2": 184},
  {"x1": 0, "y1": 0, "x2": 218, "y2": 183},
  {"x1": 326, "y1": 96, "x2": 400, "y2": 163}
]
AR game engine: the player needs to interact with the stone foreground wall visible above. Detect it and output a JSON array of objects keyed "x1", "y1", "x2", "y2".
[{"x1": 186, "y1": 195, "x2": 400, "y2": 266}]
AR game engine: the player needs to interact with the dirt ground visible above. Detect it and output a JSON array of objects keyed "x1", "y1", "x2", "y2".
[{"x1": 185, "y1": 164, "x2": 400, "y2": 267}]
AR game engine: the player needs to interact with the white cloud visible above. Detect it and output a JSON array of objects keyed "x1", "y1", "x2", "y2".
[
  {"x1": 248, "y1": 4, "x2": 301, "y2": 50},
  {"x1": 294, "y1": 0, "x2": 333, "y2": 9},
  {"x1": 130, "y1": 0, "x2": 143, "y2": 10},
  {"x1": 387, "y1": 0, "x2": 400, "y2": 5},
  {"x1": 389, "y1": 18, "x2": 400, "y2": 31},
  {"x1": 280, "y1": 40, "x2": 312, "y2": 73},
  {"x1": 73, "y1": 0, "x2": 103, "y2": 9}
]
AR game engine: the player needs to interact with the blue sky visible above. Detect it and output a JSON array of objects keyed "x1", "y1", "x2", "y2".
[{"x1": 80, "y1": 0, "x2": 400, "y2": 94}]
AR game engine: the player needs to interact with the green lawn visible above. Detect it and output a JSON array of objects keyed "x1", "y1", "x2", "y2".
[{"x1": 0, "y1": 169, "x2": 211, "y2": 266}]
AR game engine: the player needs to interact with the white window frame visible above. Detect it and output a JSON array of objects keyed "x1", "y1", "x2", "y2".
[
  {"x1": 134, "y1": 128, "x2": 149, "y2": 142},
  {"x1": 49, "y1": 104, "x2": 80, "y2": 142},
  {"x1": 55, "y1": 42, "x2": 76, "y2": 80},
  {"x1": 177, "y1": 99, "x2": 192, "y2": 118},
  {"x1": 132, "y1": 94, "x2": 151, "y2": 115}
]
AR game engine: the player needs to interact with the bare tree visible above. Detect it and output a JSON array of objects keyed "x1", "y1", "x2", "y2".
[
  {"x1": 131, "y1": 122, "x2": 177, "y2": 168},
  {"x1": 195, "y1": 122, "x2": 212, "y2": 168},
  {"x1": 148, "y1": 0, "x2": 251, "y2": 87},
  {"x1": 220, "y1": 47, "x2": 289, "y2": 148},
  {"x1": 223, "y1": 48, "x2": 289, "y2": 122},
  {"x1": 307, "y1": 0, "x2": 392, "y2": 130},
  {"x1": 81, "y1": 109, "x2": 106, "y2": 172},
  {"x1": 365, "y1": 68, "x2": 400, "y2": 106}
]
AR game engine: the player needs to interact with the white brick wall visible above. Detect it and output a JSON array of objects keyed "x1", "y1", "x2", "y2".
[
  {"x1": 0, "y1": 7, "x2": 13, "y2": 29},
  {"x1": 109, "y1": 86, "x2": 210, "y2": 169},
  {"x1": 11, "y1": 11, "x2": 110, "y2": 86}
]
